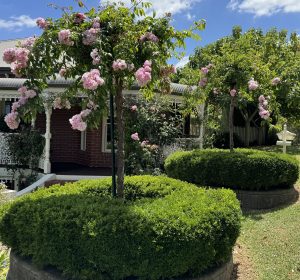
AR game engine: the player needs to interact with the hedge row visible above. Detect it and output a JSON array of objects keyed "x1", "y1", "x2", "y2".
[
  {"x1": 165, "y1": 149, "x2": 299, "y2": 191},
  {"x1": 0, "y1": 176, "x2": 241, "y2": 280}
]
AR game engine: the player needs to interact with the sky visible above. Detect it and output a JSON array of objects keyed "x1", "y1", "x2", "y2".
[{"x1": 0, "y1": 0, "x2": 300, "y2": 66}]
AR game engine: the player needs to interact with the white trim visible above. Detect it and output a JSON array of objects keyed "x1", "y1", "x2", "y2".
[
  {"x1": 56, "y1": 175, "x2": 108, "y2": 180},
  {"x1": 16, "y1": 173, "x2": 56, "y2": 197},
  {"x1": 80, "y1": 130, "x2": 87, "y2": 151},
  {"x1": 102, "y1": 115, "x2": 111, "y2": 153}
]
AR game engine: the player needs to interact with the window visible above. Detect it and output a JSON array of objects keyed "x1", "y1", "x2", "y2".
[
  {"x1": 102, "y1": 116, "x2": 116, "y2": 152},
  {"x1": 4, "y1": 101, "x2": 12, "y2": 114},
  {"x1": 80, "y1": 130, "x2": 87, "y2": 151}
]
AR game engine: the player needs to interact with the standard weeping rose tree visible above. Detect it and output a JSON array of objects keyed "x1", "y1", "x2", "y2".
[{"x1": 2, "y1": 0, "x2": 205, "y2": 198}]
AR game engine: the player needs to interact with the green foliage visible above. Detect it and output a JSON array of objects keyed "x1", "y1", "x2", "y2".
[
  {"x1": 189, "y1": 27, "x2": 300, "y2": 126},
  {"x1": 0, "y1": 176, "x2": 241, "y2": 280},
  {"x1": 0, "y1": 115, "x2": 11, "y2": 133},
  {"x1": 0, "y1": 248, "x2": 9, "y2": 280},
  {"x1": 213, "y1": 131, "x2": 244, "y2": 149},
  {"x1": 124, "y1": 96, "x2": 183, "y2": 174},
  {"x1": 5, "y1": 128, "x2": 45, "y2": 189},
  {"x1": 18, "y1": 1, "x2": 204, "y2": 126},
  {"x1": 165, "y1": 149, "x2": 299, "y2": 191}
]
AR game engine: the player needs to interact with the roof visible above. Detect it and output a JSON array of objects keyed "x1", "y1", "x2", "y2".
[{"x1": 0, "y1": 77, "x2": 194, "y2": 95}]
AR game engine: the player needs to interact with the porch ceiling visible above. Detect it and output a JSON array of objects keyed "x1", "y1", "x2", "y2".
[{"x1": 0, "y1": 77, "x2": 195, "y2": 97}]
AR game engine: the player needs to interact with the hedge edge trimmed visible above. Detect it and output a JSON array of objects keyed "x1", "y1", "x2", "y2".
[
  {"x1": 0, "y1": 176, "x2": 242, "y2": 280},
  {"x1": 165, "y1": 149, "x2": 299, "y2": 191}
]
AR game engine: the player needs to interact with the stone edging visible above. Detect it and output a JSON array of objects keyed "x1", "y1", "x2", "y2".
[
  {"x1": 7, "y1": 251, "x2": 233, "y2": 280},
  {"x1": 235, "y1": 187, "x2": 299, "y2": 211}
]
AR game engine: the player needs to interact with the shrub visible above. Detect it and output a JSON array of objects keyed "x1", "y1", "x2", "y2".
[
  {"x1": 124, "y1": 96, "x2": 183, "y2": 175},
  {"x1": 165, "y1": 149, "x2": 299, "y2": 191},
  {"x1": 0, "y1": 176, "x2": 241, "y2": 280}
]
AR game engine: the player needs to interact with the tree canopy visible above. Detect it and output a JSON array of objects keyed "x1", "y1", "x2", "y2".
[{"x1": 188, "y1": 26, "x2": 300, "y2": 126}]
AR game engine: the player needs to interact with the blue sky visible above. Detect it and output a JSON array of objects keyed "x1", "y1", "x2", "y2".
[{"x1": 0, "y1": 0, "x2": 300, "y2": 66}]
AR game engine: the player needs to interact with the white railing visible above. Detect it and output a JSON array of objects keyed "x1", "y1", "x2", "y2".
[
  {"x1": 38, "y1": 137, "x2": 46, "y2": 171},
  {"x1": 0, "y1": 132, "x2": 46, "y2": 170},
  {"x1": 0, "y1": 133, "x2": 16, "y2": 165}
]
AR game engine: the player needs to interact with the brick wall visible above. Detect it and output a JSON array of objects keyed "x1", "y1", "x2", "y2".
[{"x1": 36, "y1": 108, "x2": 112, "y2": 168}]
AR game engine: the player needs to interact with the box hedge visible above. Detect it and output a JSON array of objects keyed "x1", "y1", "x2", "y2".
[
  {"x1": 0, "y1": 176, "x2": 241, "y2": 280},
  {"x1": 165, "y1": 149, "x2": 299, "y2": 191}
]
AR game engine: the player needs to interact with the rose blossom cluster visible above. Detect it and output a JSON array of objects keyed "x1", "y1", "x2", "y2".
[
  {"x1": 131, "y1": 105, "x2": 137, "y2": 111},
  {"x1": 131, "y1": 135, "x2": 159, "y2": 152},
  {"x1": 141, "y1": 140, "x2": 159, "y2": 151},
  {"x1": 92, "y1": 18, "x2": 100, "y2": 28},
  {"x1": 82, "y1": 28, "x2": 100, "y2": 45},
  {"x1": 131, "y1": 132, "x2": 140, "y2": 141},
  {"x1": 36, "y1": 17, "x2": 48, "y2": 29},
  {"x1": 81, "y1": 69, "x2": 104, "y2": 90},
  {"x1": 271, "y1": 77, "x2": 281, "y2": 86},
  {"x1": 199, "y1": 63, "x2": 213, "y2": 88},
  {"x1": 58, "y1": 30, "x2": 74, "y2": 46},
  {"x1": 3, "y1": 47, "x2": 30, "y2": 77},
  {"x1": 20, "y1": 37, "x2": 36, "y2": 50},
  {"x1": 135, "y1": 60, "x2": 152, "y2": 87},
  {"x1": 140, "y1": 32, "x2": 159, "y2": 43},
  {"x1": 112, "y1": 59, "x2": 134, "y2": 72},
  {"x1": 59, "y1": 67, "x2": 67, "y2": 77},
  {"x1": 248, "y1": 78, "x2": 259, "y2": 91},
  {"x1": 258, "y1": 95, "x2": 270, "y2": 120},
  {"x1": 112, "y1": 59, "x2": 127, "y2": 71},
  {"x1": 199, "y1": 77, "x2": 208, "y2": 88},
  {"x1": 161, "y1": 65, "x2": 177, "y2": 76},
  {"x1": 91, "y1": 49, "x2": 101, "y2": 65},
  {"x1": 53, "y1": 97, "x2": 71, "y2": 110},
  {"x1": 87, "y1": 100, "x2": 99, "y2": 110},
  {"x1": 230, "y1": 89, "x2": 237, "y2": 97},
  {"x1": 69, "y1": 109, "x2": 92, "y2": 131},
  {"x1": 4, "y1": 86, "x2": 37, "y2": 129},
  {"x1": 4, "y1": 112, "x2": 20, "y2": 130},
  {"x1": 74, "y1": 13, "x2": 86, "y2": 24}
]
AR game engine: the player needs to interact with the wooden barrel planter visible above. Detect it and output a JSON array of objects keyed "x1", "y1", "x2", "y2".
[
  {"x1": 7, "y1": 251, "x2": 234, "y2": 280},
  {"x1": 235, "y1": 187, "x2": 299, "y2": 211}
]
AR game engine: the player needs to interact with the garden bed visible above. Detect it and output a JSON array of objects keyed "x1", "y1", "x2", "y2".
[
  {"x1": 165, "y1": 149, "x2": 299, "y2": 210},
  {"x1": 7, "y1": 251, "x2": 233, "y2": 280},
  {"x1": 0, "y1": 176, "x2": 241, "y2": 280},
  {"x1": 235, "y1": 187, "x2": 299, "y2": 211}
]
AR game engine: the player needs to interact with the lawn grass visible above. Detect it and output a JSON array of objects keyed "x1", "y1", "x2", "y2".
[
  {"x1": 239, "y1": 201, "x2": 300, "y2": 280},
  {"x1": 236, "y1": 145, "x2": 300, "y2": 280}
]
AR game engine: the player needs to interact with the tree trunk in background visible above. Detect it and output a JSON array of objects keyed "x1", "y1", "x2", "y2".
[
  {"x1": 115, "y1": 81, "x2": 125, "y2": 199},
  {"x1": 229, "y1": 97, "x2": 235, "y2": 152}
]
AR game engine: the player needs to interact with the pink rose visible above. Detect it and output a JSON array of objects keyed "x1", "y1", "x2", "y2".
[
  {"x1": 58, "y1": 30, "x2": 74, "y2": 46},
  {"x1": 131, "y1": 132, "x2": 140, "y2": 141},
  {"x1": 131, "y1": 105, "x2": 137, "y2": 111},
  {"x1": 36, "y1": 17, "x2": 48, "y2": 29},
  {"x1": 230, "y1": 89, "x2": 237, "y2": 97}
]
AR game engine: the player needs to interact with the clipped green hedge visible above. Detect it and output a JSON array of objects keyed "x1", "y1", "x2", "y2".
[
  {"x1": 0, "y1": 176, "x2": 241, "y2": 280},
  {"x1": 165, "y1": 149, "x2": 299, "y2": 191}
]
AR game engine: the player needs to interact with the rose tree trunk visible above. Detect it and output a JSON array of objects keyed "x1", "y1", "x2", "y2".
[{"x1": 115, "y1": 82, "x2": 125, "y2": 198}]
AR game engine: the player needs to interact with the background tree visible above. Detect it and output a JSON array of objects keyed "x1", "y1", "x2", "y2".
[
  {"x1": 187, "y1": 26, "x2": 300, "y2": 148},
  {"x1": 2, "y1": 0, "x2": 204, "y2": 198}
]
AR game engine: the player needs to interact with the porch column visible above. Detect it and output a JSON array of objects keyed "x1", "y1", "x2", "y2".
[
  {"x1": 43, "y1": 102, "x2": 52, "y2": 174},
  {"x1": 198, "y1": 103, "x2": 205, "y2": 149}
]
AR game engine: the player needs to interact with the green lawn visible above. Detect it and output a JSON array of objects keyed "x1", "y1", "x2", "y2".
[{"x1": 236, "y1": 145, "x2": 300, "y2": 280}]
